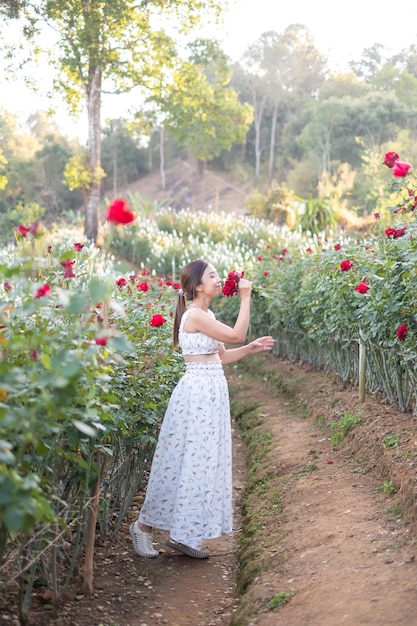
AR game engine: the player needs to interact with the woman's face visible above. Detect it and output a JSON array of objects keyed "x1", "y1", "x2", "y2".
[{"x1": 198, "y1": 263, "x2": 222, "y2": 297}]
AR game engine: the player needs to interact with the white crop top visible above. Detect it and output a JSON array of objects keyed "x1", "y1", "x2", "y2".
[{"x1": 179, "y1": 308, "x2": 224, "y2": 356}]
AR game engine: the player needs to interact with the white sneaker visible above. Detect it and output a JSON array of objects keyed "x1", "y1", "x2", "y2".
[{"x1": 130, "y1": 522, "x2": 159, "y2": 558}]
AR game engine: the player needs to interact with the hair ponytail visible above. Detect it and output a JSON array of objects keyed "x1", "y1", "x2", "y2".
[{"x1": 173, "y1": 290, "x2": 187, "y2": 348}]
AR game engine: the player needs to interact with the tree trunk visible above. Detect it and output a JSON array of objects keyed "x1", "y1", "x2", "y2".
[
  {"x1": 160, "y1": 126, "x2": 166, "y2": 191},
  {"x1": 268, "y1": 99, "x2": 279, "y2": 181},
  {"x1": 253, "y1": 89, "x2": 267, "y2": 181},
  {"x1": 84, "y1": 65, "x2": 102, "y2": 243}
]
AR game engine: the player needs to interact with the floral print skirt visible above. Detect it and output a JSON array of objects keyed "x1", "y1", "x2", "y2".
[{"x1": 139, "y1": 361, "x2": 233, "y2": 550}]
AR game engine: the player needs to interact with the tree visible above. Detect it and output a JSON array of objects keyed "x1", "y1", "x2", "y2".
[
  {"x1": 237, "y1": 25, "x2": 325, "y2": 182},
  {"x1": 3, "y1": 0, "x2": 224, "y2": 242},
  {"x1": 152, "y1": 41, "x2": 253, "y2": 172}
]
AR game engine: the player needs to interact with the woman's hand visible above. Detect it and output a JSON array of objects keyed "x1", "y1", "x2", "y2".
[
  {"x1": 238, "y1": 277, "x2": 252, "y2": 298},
  {"x1": 249, "y1": 336, "x2": 275, "y2": 353}
]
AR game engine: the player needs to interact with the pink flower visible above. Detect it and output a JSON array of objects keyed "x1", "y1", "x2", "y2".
[
  {"x1": 340, "y1": 260, "x2": 353, "y2": 272},
  {"x1": 105, "y1": 198, "x2": 135, "y2": 224},
  {"x1": 74, "y1": 242, "x2": 84, "y2": 251},
  {"x1": 397, "y1": 324, "x2": 408, "y2": 341},
  {"x1": 306, "y1": 247, "x2": 313, "y2": 254},
  {"x1": 35, "y1": 284, "x2": 51, "y2": 299},
  {"x1": 3, "y1": 282, "x2": 12, "y2": 291},
  {"x1": 29, "y1": 349, "x2": 40, "y2": 360},
  {"x1": 137, "y1": 282, "x2": 149, "y2": 292},
  {"x1": 374, "y1": 213, "x2": 380, "y2": 220},
  {"x1": 392, "y1": 161, "x2": 412, "y2": 177},
  {"x1": 149, "y1": 314, "x2": 167, "y2": 327},
  {"x1": 383, "y1": 151, "x2": 400, "y2": 168},
  {"x1": 354, "y1": 282, "x2": 370, "y2": 294}
]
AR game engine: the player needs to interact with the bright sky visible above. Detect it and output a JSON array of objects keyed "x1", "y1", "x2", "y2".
[{"x1": 2, "y1": 0, "x2": 417, "y2": 141}]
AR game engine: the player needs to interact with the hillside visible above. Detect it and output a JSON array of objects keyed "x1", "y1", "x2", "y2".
[{"x1": 124, "y1": 161, "x2": 255, "y2": 214}]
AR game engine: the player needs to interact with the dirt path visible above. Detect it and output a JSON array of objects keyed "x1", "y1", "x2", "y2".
[
  {"x1": 20, "y1": 355, "x2": 417, "y2": 626},
  {"x1": 228, "y1": 363, "x2": 417, "y2": 626}
]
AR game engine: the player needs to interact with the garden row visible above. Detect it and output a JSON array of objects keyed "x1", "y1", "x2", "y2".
[{"x1": 1, "y1": 154, "x2": 416, "y2": 620}]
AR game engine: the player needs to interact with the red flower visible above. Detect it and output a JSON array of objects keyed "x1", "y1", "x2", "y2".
[
  {"x1": 137, "y1": 282, "x2": 149, "y2": 292},
  {"x1": 281, "y1": 248, "x2": 288, "y2": 255},
  {"x1": 397, "y1": 324, "x2": 408, "y2": 341},
  {"x1": 61, "y1": 259, "x2": 76, "y2": 278},
  {"x1": 116, "y1": 277, "x2": 127, "y2": 288},
  {"x1": 354, "y1": 282, "x2": 370, "y2": 294},
  {"x1": 172, "y1": 283, "x2": 181, "y2": 290},
  {"x1": 29, "y1": 349, "x2": 40, "y2": 360},
  {"x1": 95, "y1": 336, "x2": 108, "y2": 346},
  {"x1": 392, "y1": 161, "x2": 412, "y2": 177},
  {"x1": 3, "y1": 282, "x2": 12, "y2": 291},
  {"x1": 105, "y1": 198, "x2": 135, "y2": 225},
  {"x1": 263, "y1": 271, "x2": 269, "y2": 276},
  {"x1": 16, "y1": 224, "x2": 29, "y2": 238},
  {"x1": 222, "y1": 270, "x2": 243, "y2": 297},
  {"x1": 306, "y1": 247, "x2": 313, "y2": 254},
  {"x1": 334, "y1": 243, "x2": 341, "y2": 250},
  {"x1": 35, "y1": 284, "x2": 51, "y2": 299},
  {"x1": 385, "y1": 227, "x2": 407, "y2": 239},
  {"x1": 149, "y1": 314, "x2": 167, "y2": 327},
  {"x1": 374, "y1": 213, "x2": 380, "y2": 220},
  {"x1": 74, "y1": 242, "x2": 84, "y2": 251},
  {"x1": 383, "y1": 151, "x2": 400, "y2": 168},
  {"x1": 340, "y1": 260, "x2": 353, "y2": 271}
]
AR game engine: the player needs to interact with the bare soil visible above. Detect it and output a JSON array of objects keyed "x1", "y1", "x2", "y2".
[
  {"x1": 4, "y1": 354, "x2": 417, "y2": 626},
  {"x1": 125, "y1": 161, "x2": 253, "y2": 214}
]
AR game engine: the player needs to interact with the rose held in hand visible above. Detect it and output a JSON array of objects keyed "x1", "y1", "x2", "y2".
[{"x1": 222, "y1": 270, "x2": 244, "y2": 297}]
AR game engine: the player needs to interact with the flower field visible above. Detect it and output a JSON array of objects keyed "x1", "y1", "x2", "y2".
[{"x1": 2, "y1": 154, "x2": 417, "y2": 619}]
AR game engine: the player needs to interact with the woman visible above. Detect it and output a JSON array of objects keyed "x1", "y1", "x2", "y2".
[{"x1": 130, "y1": 259, "x2": 275, "y2": 559}]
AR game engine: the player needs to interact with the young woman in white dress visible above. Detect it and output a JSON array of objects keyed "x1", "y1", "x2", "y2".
[{"x1": 130, "y1": 259, "x2": 275, "y2": 558}]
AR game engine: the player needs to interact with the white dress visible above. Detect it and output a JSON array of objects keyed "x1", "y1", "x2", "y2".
[{"x1": 138, "y1": 308, "x2": 233, "y2": 550}]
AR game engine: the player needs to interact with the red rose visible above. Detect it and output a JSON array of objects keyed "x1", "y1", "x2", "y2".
[
  {"x1": 385, "y1": 227, "x2": 407, "y2": 239},
  {"x1": 116, "y1": 277, "x2": 127, "y2": 288},
  {"x1": 137, "y1": 282, "x2": 149, "y2": 292},
  {"x1": 35, "y1": 284, "x2": 51, "y2": 299},
  {"x1": 397, "y1": 324, "x2": 408, "y2": 341},
  {"x1": 16, "y1": 224, "x2": 29, "y2": 238},
  {"x1": 383, "y1": 151, "x2": 400, "y2": 168},
  {"x1": 334, "y1": 243, "x2": 341, "y2": 250},
  {"x1": 95, "y1": 336, "x2": 108, "y2": 346},
  {"x1": 74, "y1": 242, "x2": 84, "y2": 251},
  {"x1": 222, "y1": 270, "x2": 243, "y2": 297},
  {"x1": 61, "y1": 259, "x2": 76, "y2": 278},
  {"x1": 354, "y1": 282, "x2": 370, "y2": 294},
  {"x1": 105, "y1": 198, "x2": 135, "y2": 224},
  {"x1": 392, "y1": 161, "x2": 412, "y2": 177},
  {"x1": 150, "y1": 314, "x2": 167, "y2": 327},
  {"x1": 340, "y1": 260, "x2": 353, "y2": 271}
]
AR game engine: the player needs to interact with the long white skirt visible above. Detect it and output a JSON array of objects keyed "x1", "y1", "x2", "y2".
[{"x1": 138, "y1": 361, "x2": 233, "y2": 550}]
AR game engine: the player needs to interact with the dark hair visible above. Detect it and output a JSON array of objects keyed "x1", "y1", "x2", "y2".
[{"x1": 172, "y1": 259, "x2": 208, "y2": 347}]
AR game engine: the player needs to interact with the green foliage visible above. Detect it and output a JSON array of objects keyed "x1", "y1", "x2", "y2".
[
  {"x1": 268, "y1": 589, "x2": 296, "y2": 610},
  {"x1": 330, "y1": 413, "x2": 361, "y2": 447}
]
